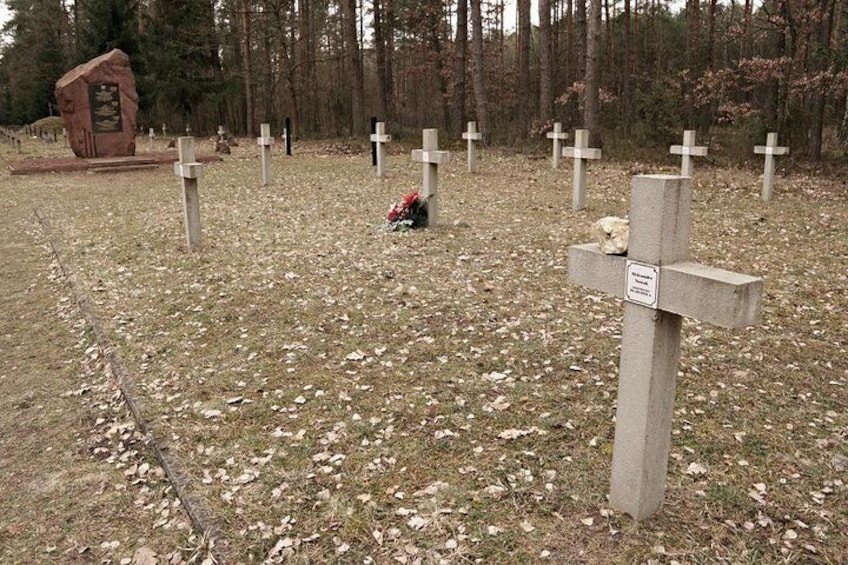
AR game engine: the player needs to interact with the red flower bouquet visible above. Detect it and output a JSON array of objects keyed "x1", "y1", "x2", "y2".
[{"x1": 383, "y1": 190, "x2": 428, "y2": 231}]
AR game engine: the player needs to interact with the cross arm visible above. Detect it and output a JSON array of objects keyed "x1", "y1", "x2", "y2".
[
  {"x1": 463, "y1": 132, "x2": 483, "y2": 140},
  {"x1": 563, "y1": 148, "x2": 602, "y2": 160},
  {"x1": 568, "y1": 243, "x2": 626, "y2": 298},
  {"x1": 174, "y1": 162, "x2": 203, "y2": 179},
  {"x1": 568, "y1": 245, "x2": 763, "y2": 328},
  {"x1": 371, "y1": 133, "x2": 391, "y2": 142},
  {"x1": 670, "y1": 145, "x2": 708, "y2": 157},
  {"x1": 547, "y1": 132, "x2": 568, "y2": 140},
  {"x1": 411, "y1": 149, "x2": 451, "y2": 165},
  {"x1": 658, "y1": 262, "x2": 762, "y2": 328},
  {"x1": 257, "y1": 136, "x2": 275, "y2": 145},
  {"x1": 754, "y1": 146, "x2": 789, "y2": 156}
]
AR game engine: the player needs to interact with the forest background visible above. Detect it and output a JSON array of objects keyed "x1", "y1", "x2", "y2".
[{"x1": 0, "y1": 0, "x2": 846, "y2": 161}]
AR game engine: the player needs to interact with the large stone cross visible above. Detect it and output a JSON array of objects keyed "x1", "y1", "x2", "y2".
[
  {"x1": 370, "y1": 121, "x2": 391, "y2": 178},
  {"x1": 568, "y1": 175, "x2": 763, "y2": 520},
  {"x1": 754, "y1": 132, "x2": 789, "y2": 202},
  {"x1": 563, "y1": 129, "x2": 602, "y2": 210},
  {"x1": 410, "y1": 129, "x2": 450, "y2": 227},
  {"x1": 669, "y1": 130, "x2": 708, "y2": 178},
  {"x1": 257, "y1": 122, "x2": 275, "y2": 186},
  {"x1": 462, "y1": 121, "x2": 483, "y2": 173},
  {"x1": 546, "y1": 122, "x2": 568, "y2": 170},
  {"x1": 173, "y1": 137, "x2": 204, "y2": 252}
]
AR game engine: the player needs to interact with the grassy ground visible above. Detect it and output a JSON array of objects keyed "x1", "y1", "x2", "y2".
[
  {"x1": 0, "y1": 134, "x2": 845, "y2": 564},
  {"x1": 0, "y1": 154, "x2": 211, "y2": 561}
]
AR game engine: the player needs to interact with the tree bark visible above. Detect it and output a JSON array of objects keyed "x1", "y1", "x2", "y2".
[
  {"x1": 539, "y1": 0, "x2": 553, "y2": 122},
  {"x1": 576, "y1": 0, "x2": 587, "y2": 79},
  {"x1": 584, "y1": 0, "x2": 601, "y2": 145},
  {"x1": 340, "y1": 0, "x2": 365, "y2": 135},
  {"x1": 518, "y1": 0, "x2": 531, "y2": 136},
  {"x1": 470, "y1": 0, "x2": 490, "y2": 143},
  {"x1": 239, "y1": 0, "x2": 254, "y2": 137},
  {"x1": 374, "y1": 0, "x2": 388, "y2": 119},
  {"x1": 453, "y1": 0, "x2": 468, "y2": 137},
  {"x1": 428, "y1": 5, "x2": 451, "y2": 132},
  {"x1": 622, "y1": 0, "x2": 632, "y2": 132},
  {"x1": 385, "y1": 0, "x2": 396, "y2": 119},
  {"x1": 685, "y1": 0, "x2": 701, "y2": 128}
]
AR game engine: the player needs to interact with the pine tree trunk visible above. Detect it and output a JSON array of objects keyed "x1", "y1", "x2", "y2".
[
  {"x1": 576, "y1": 0, "x2": 587, "y2": 78},
  {"x1": 341, "y1": 0, "x2": 365, "y2": 135},
  {"x1": 374, "y1": 0, "x2": 388, "y2": 119},
  {"x1": 584, "y1": 0, "x2": 601, "y2": 145},
  {"x1": 470, "y1": 0, "x2": 490, "y2": 143},
  {"x1": 453, "y1": 0, "x2": 468, "y2": 137},
  {"x1": 539, "y1": 0, "x2": 553, "y2": 122},
  {"x1": 239, "y1": 0, "x2": 254, "y2": 137},
  {"x1": 518, "y1": 0, "x2": 531, "y2": 136},
  {"x1": 622, "y1": 0, "x2": 632, "y2": 132},
  {"x1": 385, "y1": 0, "x2": 396, "y2": 119}
]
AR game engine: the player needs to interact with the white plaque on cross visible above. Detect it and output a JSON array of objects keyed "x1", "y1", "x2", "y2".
[
  {"x1": 568, "y1": 174, "x2": 763, "y2": 520},
  {"x1": 625, "y1": 260, "x2": 659, "y2": 308}
]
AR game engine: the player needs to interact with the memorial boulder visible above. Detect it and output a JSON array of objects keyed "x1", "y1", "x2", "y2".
[{"x1": 54, "y1": 49, "x2": 138, "y2": 158}]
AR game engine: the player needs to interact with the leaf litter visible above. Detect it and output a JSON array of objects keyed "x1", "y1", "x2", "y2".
[{"x1": 5, "y1": 138, "x2": 847, "y2": 563}]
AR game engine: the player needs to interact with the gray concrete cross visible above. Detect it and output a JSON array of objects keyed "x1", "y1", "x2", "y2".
[
  {"x1": 568, "y1": 174, "x2": 763, "y2": 520},
  {"x1": 546, "y1": 122, "x2": 568, "y2": 170},
  {"x1": 462, "y1": 121, "x2": 483, "y2": 173},
  {"x1": 173, "y1": 137, "x2": 204, "y2": 252},
  {"x1": 563, "y1": 129, "x2": 602, "y2": 210},
  {"x1": 410, "y1": 129, "x2": 450, "y2": 228},
  {"x1": 370, "y1": 122, "x2": 391, "y2": 178},
  {"x1": 257, "y1": 123, "x2": 275, "y2": 186},
  {"x1": 754, "y1": 132, "x2": 789, "y2": 202},
  {"x1": 669, "y1": 130, "x2": 708, "y2": 178}
]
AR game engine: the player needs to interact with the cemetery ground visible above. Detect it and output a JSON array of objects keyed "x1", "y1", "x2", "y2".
[{"x1": 0, "y1": 135, "x2": 846, "y2": 564}]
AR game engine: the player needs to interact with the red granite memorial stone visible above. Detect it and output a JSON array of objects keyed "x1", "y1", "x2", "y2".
[{"x1": 54, "y1": 49, "x2": 138, "y2": 158}]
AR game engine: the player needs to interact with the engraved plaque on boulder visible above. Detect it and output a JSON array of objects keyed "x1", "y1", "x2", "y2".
[
  {"x1": 89, "y1": 83, "x2": 123, "y2": 133},
  {"x1": 55, "y1": 49, "x2": 138, "y2": 158}
]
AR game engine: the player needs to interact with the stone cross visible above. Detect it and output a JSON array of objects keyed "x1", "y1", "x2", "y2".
[
  {"x1": 546, "y1": 122, "x2": 568, "y2": 169},
  {"x1": 173, "y1": 137, "x2": 204, "y2": 252},
  {"x1": 148, "y1": 127, "x2": 155, "y2": 149},
  {"x1": 217, "y1": 125, "x2": 226, "y2": 139},
  {"x1": 462, "y1": 121, "x2": 483, "y2": 173},
  {"x1": 369, "y1": 121, "x2": 391, "y2": 178},
  {"x1": 162, "y1": 123, "x2": 168, "y2": 137},
  {"x1": 754, "y1": 132, "x2": 789, "y2": 202},
  {"x1": 257, "y1": 122, "x2": 275, "y2": 186},
  {"x1": 568, "y1": 175, "x2": 762, "y2": 520},
  {"x1": 410, "y1": 129, "x2": 450, "y2": 228},
  {"x1": 669, "y1": 130, "x2": 708, "y2": 178},
  {"x1": 563, "y1": 129, "x2": 602, "y2": 210}
]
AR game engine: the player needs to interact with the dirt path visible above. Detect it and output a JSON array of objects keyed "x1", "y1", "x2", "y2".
[{"x1": 0, "y1": 188, "x2": 199, "y2": 563}]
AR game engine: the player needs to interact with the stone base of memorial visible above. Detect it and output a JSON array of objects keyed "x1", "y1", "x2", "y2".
[{"x1": 54, "y1": 49, "x2": 139, "y2": 159}]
